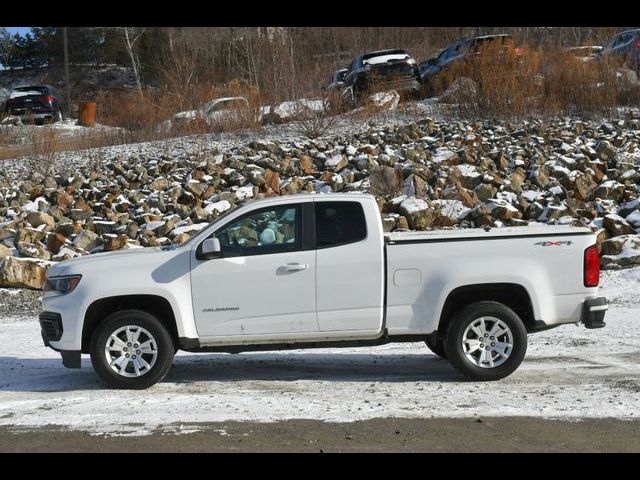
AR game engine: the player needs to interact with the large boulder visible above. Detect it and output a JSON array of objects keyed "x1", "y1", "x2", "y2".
[
  {"x1": 73, "y1": 230, "x2": 101, "y2": 251},
  {"x1": 47, "y1": 232, "x2": 68, "y2": 254},
  {"x1": 399, "y1": 198, "x2": 437, "y2": 230},
  {"x1": 600, "y1": 235, "x2": 640, "y2": 270},
  {"x1": 265, "y1": 169, "x2": 281, "y2": 194},
  {"x1": 25, "y1": 211, "x2": 56, "y2": 231},
  {"x1": 0, "y1": 257, "x2": 47, "y2": 289},
  {"x1": 16, "y1": 242, "x2": 51, "y2": 261},
  {"x1": 437, "y1": 77, "x2": 479, "y2": 105},
  {"x1": 14, "y1": 227, "x2": 46, "y2": 246},
  {"x1": 103, "y1": 234, "x2": 129, "y2": 251},
  {"x1": 0, "y1": 244, "x2": 12, "y2": 258},
  {"x1": 603, "y1": 213, "x2": 635, "y2": 237},
  {"x1": 367, "y1": 90, "x2": 400, "y2": 111}
]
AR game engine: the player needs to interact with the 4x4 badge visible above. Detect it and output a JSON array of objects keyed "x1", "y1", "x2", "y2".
[{"x1": 534, "y1": 240, "x2": 573, "y2": 247}]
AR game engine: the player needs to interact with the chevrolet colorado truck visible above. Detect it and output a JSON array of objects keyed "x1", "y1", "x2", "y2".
[{"x1": 40, "y1": 193, "x2": 607, "y2": 389}]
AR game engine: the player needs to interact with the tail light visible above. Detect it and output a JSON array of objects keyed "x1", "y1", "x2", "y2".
[
  {"x1": 584, "y1": 244, "x2": 600, "y2": 287},
  {"x1": 37, "y1": 95, "x2": 54, "y2": 104}
]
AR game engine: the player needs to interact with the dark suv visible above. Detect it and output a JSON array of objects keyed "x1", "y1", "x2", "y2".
[
  {"x1": 340, "y1": 49, "x2": 421, "y2": 105},
  {"x1": 5, "y1": 85, "x2": 64, "y2": 124},
  {"x1": 598, "y1": 29, "x2": 640, "y2": 70},
  {"x1": 419, "y1": 34, "x2": 521, "y2": 96}
]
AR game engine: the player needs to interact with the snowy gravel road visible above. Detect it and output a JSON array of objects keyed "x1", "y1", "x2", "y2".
[{"x1": 0, "y1": 268, "x2": 638, "y2": 436}]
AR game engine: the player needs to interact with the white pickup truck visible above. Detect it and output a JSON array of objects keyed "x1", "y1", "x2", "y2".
[{"x1": 40, "y1": 193, "x2": 607, "y2": 389}]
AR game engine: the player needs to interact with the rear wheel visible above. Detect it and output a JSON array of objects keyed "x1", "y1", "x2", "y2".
[
  {"x1": 54, "y1": 109, "x2": 63, "y2": 123},
  {"x1": 90, "y1": 310, "x2": 175, "y2": 389},
  {"x1": 445, "y1": 301, "x2": 527, "y2": 381}
]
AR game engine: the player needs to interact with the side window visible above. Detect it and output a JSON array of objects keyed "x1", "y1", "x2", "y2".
[
  {"x1": 620, "y1": 33, "x2": 634, "y2": 46},
  {"x1": 216, "y1": 205, "x2": 301, "y2": 257},
  {"x1": 612, "y1": 34, "x2": 625, "y2": 49},
  {"x1": 452, "y1": 42, "x2": 468, "y2": 58},
  {"x1": 315, "y1": 201, "x2": 367, "y2": 248},
  {"x1": 436, "y1": 48, "x2": 449, "y2": 64}
]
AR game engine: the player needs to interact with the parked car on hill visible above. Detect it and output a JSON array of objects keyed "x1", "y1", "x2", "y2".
[
  {"x1": 157, "y1": 96, "x2": 252, "y2": 134},
  {"x1": 324, "y1": 68, "x2": 348, "y2": 110},
  {"x1": 419, "y1": 34, "x2": 522, "y2": 97},
  {"x1": 597, "y1": 29, "x2": 640, "y2": 70},
  {"x1": 340, "y1": 49, "x2": 421, "y2": 105},
  {"x1": 4, "y1": 85, "x2": 64, "y2": 124},
  {"x1": 566, "y1": 45, "x2": 603, "y2": 62},
  {"x1": 326, "y1": 68, "x2": 348, "y2": 93}
]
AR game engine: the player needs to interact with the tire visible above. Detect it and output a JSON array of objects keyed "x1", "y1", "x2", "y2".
[
  {"x1": 55, "y1": 109, "x2": 63, "y2": 123},
  {"x1": 445, "y1": 301, "x2": 527, "y2": 381},
  {"x1": 90, "y1": 310, "x2": 175, "y2": 389},
  {"x1": 425, "y1": 336, "x2": 447, "y2": 359}
]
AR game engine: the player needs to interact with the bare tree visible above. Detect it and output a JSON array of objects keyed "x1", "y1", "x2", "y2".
[
  {"x1": 157, "y1": 28, "x2": 199, "y2": 110},
  {"x1": 113, "y1": 27, "x2": 146, "y2": 93}
]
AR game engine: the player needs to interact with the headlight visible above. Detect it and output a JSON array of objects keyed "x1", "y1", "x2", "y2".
[{"x1": 43, "y1": 275, "x2": 82, "y2": 294}]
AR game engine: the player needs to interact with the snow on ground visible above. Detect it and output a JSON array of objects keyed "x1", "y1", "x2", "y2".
[
  {"x1": 0, "y1": 98, "x2": 444, "y2": 175},
  {"x1": 0, "y1": 268, "x2": 638, "y2": 436}
]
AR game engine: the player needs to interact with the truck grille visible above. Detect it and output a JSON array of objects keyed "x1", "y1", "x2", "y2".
[{"x1": 39, "y1": 312, "x2": 63, "y2": 342}]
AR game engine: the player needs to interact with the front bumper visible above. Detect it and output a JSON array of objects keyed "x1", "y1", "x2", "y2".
[
  {"x1": 39, "y1": 311, "x2": 82, "y2": 368},
  {"x1": 581, "y1": 297, "x2": 607, "y2": 329},
  {"x1": 39, "y1": 311, "x2": 63, "y2": 346}
]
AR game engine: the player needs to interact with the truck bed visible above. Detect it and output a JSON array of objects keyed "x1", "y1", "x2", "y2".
[
  {"x1": 384, "y1": 224, "x2": 598, "y2": 336},
  {"x1": 385, "y1": 225, "x2": 594, "y2": 243}
]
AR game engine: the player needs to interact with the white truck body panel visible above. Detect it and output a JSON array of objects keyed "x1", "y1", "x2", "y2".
[
  {"x1": 315, "y1": 201, "x2": 384, "y2": 332},
  {"x1": 385, "y1": 231, "x2": 597, "y2": 335},
  {"x1": 191, "y1": 248, "x2": 319, "y2": 336}
]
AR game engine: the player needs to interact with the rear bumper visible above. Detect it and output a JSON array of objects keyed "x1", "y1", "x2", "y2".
[
  {"x1": 581, "y1": 297, "x2": 607, "y2": 329},
  {"x1": 8, "y1": 109, "x2": 57, "y2": 120},
  {"x1": 377, "y1": 78, "x2": 421, "y2": 93}
]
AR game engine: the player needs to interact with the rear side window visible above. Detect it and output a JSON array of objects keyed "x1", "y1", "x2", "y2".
[{"x1": 315, "y1": 201, "x2": 367, "y2": 248}]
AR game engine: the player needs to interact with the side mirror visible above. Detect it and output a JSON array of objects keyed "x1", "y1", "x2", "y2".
[{"x1": 200, "y1": 237, "x2": 221, "y2": 259}]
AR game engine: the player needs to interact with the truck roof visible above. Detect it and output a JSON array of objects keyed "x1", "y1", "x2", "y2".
[{"x1": 238, "y1": 192, "x2": 375, "y2": 207}]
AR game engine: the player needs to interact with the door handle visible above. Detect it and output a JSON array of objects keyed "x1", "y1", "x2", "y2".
[{"x1": 282, "y1": 263, "x2": 309, "y2": 271}]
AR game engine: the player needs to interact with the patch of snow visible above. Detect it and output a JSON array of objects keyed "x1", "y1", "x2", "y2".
[
  {"x1": 204, "y1": 200, "x2": 232, "y2": 214},
  {"x1": 0, "y1": 267, "x2": 638, "y2": 436},
  {"x1": 400, "y1": 198, "x2": 429, "y2": 214},
  {"x1": 431, "y1": 148, "x2": 456, "y2": 164}
]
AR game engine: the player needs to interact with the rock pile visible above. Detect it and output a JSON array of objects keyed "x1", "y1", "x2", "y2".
[{"x1": 1, "y1": 113, "x2": 639, "y2": 288}]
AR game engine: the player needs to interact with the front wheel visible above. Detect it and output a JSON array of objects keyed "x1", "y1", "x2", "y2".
[
  {"x1": 90, "y1": 310, "x2": 175, "y2": 389},
  {"x1": 445, "y1": 301, "x2": 527, "y2": 381}
]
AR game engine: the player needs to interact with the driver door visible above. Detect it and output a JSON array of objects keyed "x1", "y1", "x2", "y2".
[{"x1": 190, "y1": 202, "x2": 318, "y2": 338}]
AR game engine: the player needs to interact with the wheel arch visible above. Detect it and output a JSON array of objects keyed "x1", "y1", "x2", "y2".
[
  {"x1": 82, "y1": 295, "x2": 179, "y2": 353},
  {"x1": 437, "y1": 283, "x2": 535, "y2": 339}
]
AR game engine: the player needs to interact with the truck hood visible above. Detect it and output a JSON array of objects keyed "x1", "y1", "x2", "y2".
[{"x1": 47, "y1": 245, "x2": 185, "y2": 278}]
